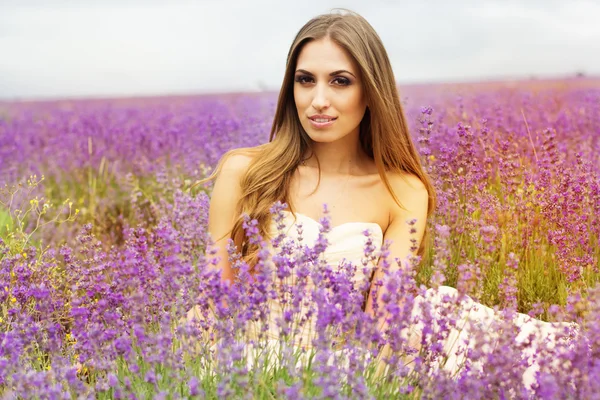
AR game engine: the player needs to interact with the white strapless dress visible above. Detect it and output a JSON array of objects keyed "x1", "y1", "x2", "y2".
[{"x1": 239, "y1": 211, "x2": 576, "y2": 390}]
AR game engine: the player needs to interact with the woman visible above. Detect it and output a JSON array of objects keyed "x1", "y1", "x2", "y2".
[{"x1": 191, "y1": 9, "x2": 575, "y2": 389}]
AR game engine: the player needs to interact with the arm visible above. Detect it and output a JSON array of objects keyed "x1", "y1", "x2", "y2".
[
  {"x1": 364, "y1": 173, "x2": 429, "y2": 333},
  {"x1": 206, "y1": 152, "x2": 253, "y2": 284},
  {"x1": 186, "y1": 152, "x2": 251, "y2": 326}
]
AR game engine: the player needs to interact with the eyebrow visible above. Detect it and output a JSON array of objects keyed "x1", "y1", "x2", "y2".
[{"x1": 295, "y1": 69, "x2": 356, "y2": 78}]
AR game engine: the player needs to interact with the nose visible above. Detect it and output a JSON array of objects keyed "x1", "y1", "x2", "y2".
[{"x1": 311, "y1": 83, "x2": 330, "y2": 111}]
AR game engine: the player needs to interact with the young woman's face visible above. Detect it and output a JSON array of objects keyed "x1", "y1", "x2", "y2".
[{"x1": 293, "y1": 37, "x2": 367, "y2": 144}]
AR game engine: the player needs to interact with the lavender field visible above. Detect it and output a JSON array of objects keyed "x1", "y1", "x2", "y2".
[{"x1": 1, "y1": 78, "x2": 599, "y2": 399}]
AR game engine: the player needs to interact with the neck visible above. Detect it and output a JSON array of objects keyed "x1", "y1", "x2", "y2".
[{"x1": 302, "y1": 132, "x2": 366, "y2": 174}]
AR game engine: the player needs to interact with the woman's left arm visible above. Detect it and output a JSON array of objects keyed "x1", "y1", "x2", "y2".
[{"x1": 363, "y1": 173, "x2": 429, "y2": 332}]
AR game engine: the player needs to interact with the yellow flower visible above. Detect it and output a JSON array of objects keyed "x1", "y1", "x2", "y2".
[
  {"x1": 0, "y1": 317, "x2": 3, "y2": 323},
  {"x1": 10, "y1": 296, "x2": 16, "y2": 303},
  {"x1": 22, "y1": 252, "x2": 27, "y2": 259},
  {"x1": 428, "y1": 155, "x2": 436, "y2": 161}
]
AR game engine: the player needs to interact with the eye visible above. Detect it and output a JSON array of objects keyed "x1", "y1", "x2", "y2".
[
  {"x1": 294, "y1": 75, "x2": 313, "y2": 84},
  {"x1": 333, "y1": 77, "x2": 351, "y2": 86},
  {"x1": 294, "y1": 75, "x2": 351, "y2": 86}
]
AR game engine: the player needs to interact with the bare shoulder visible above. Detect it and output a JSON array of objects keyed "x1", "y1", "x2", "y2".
[
  {"x1": 209, "y1": 148, "x2": 259, "y2": 241},
  {"x1": 219, "y1": 147, "x2": 257, "y2": 175},
  {"x1": 385, "y1": 170, "x2": 429, "y2": 219},
  {"x1": 210, "y1": 148, "x2": 259, "y2": 211},
  {"x1": 387, "y1": 170, "x2": 426, "y2": 192}
]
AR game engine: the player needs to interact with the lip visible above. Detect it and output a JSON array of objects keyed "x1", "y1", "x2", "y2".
[
  {"x1": 309, "y1": 114, "x2": 337, "y2": 120},
  {"x1": 308, "y1": 115, "x2": 337, "y2": 128},
  {"x1": 309, "y1": 118, "x2": 336, "y2": 128}
]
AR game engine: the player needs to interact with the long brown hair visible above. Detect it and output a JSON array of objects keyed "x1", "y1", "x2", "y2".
[{"x1": 199, "y1": 8, "x2": 436, "y2": 270}]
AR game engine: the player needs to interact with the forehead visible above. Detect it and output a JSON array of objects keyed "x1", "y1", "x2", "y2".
[{"x1": 296, "y1": 38, "x2": 359, "y2": 74}]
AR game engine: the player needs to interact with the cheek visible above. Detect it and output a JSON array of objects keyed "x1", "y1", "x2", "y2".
[
  {"x1": 342, "y1": 90, "x2": 363, "y2": 111},
  {"x1": 294, "y1": 89, "x2": 308, "y2": 109},
  {"x1": 342, "y1": 90, "x2": 366, "y2": 116}
]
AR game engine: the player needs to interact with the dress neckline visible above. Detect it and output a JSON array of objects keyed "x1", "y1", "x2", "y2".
[{"x1": 282, "y1": 210, "x2": 383, "y2": 237}]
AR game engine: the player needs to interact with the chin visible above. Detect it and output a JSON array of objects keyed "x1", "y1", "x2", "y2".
[
  {"x1": 305, "y1": 131, "x2": 345, "y2": 143},
  {"x1": 302, "y1": 125, "x2": 346, "y2": 143}
]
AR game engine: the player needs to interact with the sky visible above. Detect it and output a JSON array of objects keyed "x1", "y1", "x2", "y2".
[{"x1": 1, "y1": 0, "x2": 599, "y2": 100}]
